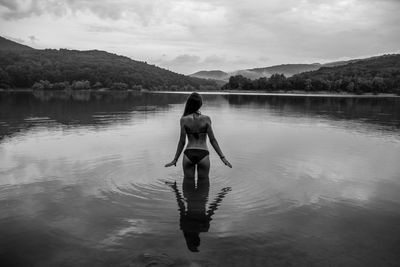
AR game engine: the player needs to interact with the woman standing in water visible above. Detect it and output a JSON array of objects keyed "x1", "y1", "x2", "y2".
[
  {"x1": 165, "y1": 92, "x2": 232, "y2": 252},
  {"x1": 165, "y1": 92, "x2": 232, "y2": 176}
]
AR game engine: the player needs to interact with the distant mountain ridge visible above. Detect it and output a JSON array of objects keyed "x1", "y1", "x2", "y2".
[
  {"x1": 190, "y1": 59, "x2": 370, "y2": 81},
  {"x1": 190, "y1": 70, "x2": 228, "y2": 80},
  {"x1": 0, "y1": 36, "x2": 34, "y2": 51},
  {"x1": 190, "y1": 63, "x2": 323, "y2": 81}
]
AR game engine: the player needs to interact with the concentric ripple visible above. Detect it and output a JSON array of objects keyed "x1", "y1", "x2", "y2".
[{"x1": 1, "y1": 92, "x2": 400, "y2": 266}]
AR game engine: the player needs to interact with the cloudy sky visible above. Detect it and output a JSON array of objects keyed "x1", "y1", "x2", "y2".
[{"x1": 0, "y1": 0, "x2": 399, "y2": 74}]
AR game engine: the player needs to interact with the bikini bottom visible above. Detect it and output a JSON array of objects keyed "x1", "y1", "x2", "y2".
[{"x1": 184, "y1": 149, "x2": 209, "y2": 164}]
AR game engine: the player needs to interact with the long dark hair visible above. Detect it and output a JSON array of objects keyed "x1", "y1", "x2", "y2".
[{"x1": 183, "y1": 92, "x2": 203, "y2": 116}]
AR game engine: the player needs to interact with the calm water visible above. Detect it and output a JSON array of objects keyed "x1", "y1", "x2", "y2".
[{"x1": 1, "y1": 91, "x2": 400, "y2": 267}]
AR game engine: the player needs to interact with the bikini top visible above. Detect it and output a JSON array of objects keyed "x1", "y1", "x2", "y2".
[{"x1": 185, "y1": 126, "x2": 208, "y2": 136}]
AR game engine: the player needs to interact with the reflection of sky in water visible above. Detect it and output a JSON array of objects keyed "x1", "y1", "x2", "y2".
[{"x1": 0, "y1": 92, "x2": 400, "y2": 266}]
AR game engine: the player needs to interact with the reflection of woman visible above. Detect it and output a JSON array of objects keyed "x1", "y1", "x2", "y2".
[
  {"x1": 166, "y1": 179, "x2": 231, "y2": 252},
  {"x1": 165, "y1": 92, "x2": 232, "y2": 176}
]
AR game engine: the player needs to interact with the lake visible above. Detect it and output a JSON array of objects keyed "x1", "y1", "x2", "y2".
[{"x1": 1, "y1": 91, "x2": 400, "y2": 267}]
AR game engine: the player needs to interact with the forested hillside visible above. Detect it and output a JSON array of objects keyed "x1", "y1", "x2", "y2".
[
  {"x1": 222, "y1": 54, "x2": 400, "y2": 94},
  {"x1": 0, "y1": 38, "x2": 217, "y2": 91},
  {"x1": 0, "y1": 36, "x2": 34, "y2": 51}
]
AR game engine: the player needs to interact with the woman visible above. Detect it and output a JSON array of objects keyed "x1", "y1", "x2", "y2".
[{"x1": 165, "y1": 92, "x2": 232, "y2": 178}]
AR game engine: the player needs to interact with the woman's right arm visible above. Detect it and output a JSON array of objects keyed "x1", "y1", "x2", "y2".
[
  {"x1": 165, "y1": 117, "x2": 186, "y2": 167},
  {"x1": 207, "y1": 117, "x2": 232, "y2": 168}
]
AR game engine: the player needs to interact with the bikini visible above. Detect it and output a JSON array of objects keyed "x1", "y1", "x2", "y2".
[
  {"x1": 183, "y1": 115, "x2": 209, "y2": 164},
  {"x1": 184, "y1": 149, "x2": 209, "y2": 164}
]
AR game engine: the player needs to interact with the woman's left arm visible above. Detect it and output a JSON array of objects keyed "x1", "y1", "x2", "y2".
[{"x1": 165, "y1": 118, "x2": 186, "y2": 167}]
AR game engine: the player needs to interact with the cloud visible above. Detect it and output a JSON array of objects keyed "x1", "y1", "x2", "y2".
[
  {"x1": 28, "y1": 35, "x2": 38, "y2": 43},
  {"x1": 0, "y1": 0, "x2": 134, "y2": 20},
  {"x1": 156, "y1": 54, "x2": 201, "y2": 73},
  {"x1": 203, "y1": 55, "x2": 226, "y2": 65},
  {"x1": 0, "y1": 0, "x2": 399, "y2": 73}
]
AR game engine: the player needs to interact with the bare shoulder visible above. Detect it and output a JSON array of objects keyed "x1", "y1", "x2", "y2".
[
  {"x1": 201, "y1": 114, "x2": 211, "y2": 124},
  {"x1": 180, "y1": 116, "x2": 189, "y2": 125}
]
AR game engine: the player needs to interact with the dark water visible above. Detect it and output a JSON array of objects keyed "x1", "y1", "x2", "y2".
[{"x1": 1, "y1": 91, "x2": 400, "y2": 267}]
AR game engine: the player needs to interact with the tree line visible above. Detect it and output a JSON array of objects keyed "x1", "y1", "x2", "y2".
[{"x1": 222, "y1": 54, "x2": 400, "y2": 94}]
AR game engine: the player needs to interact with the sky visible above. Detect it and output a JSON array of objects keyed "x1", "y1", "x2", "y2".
[{"x1": 0, "y1": 0, "x2": 399, "y2": 74}]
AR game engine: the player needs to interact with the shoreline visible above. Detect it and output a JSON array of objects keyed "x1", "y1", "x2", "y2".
[
  {"x1": 149, "y1": 90, "x2": 400, "y2": 98},
  {"x1": 1, "y1": 88, "x2": 399, "y2": 98}
]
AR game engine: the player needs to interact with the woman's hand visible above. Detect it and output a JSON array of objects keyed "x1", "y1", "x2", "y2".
[
  {"x1": 165, "y1": 159, "x2": 177, "y2": 167},
  {"x1": 221, "y1": 157, "x2": 232, "y2": 168}
]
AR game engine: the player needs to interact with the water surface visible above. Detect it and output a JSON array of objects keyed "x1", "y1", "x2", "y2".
[{"x1": 1, "y1": 91, "x2": 400, "y2": 266}]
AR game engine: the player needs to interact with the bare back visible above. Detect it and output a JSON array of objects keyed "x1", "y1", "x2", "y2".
[{"x1": 181, "y1": 113, "x2": 211, "y2": 150}]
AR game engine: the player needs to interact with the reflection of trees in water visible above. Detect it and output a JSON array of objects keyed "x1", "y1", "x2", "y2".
[
  {"x1": 2, "y1": 92, "x2": 399, "y2": 140},
  {"x1": 167, "y1": 179, "x2": 231, "y2": 252},
  {"x1": 222, "y1": 95, "x2": 400, "y2": 128},
  {"x1": 0, "y1": 92, "x2": 188, "y2": 140}
]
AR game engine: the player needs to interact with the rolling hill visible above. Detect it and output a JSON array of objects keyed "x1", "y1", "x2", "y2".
[
  {"x1": 295, "y1": 54, "x2": 400, "y2": 81},
  {"x1": 0, "y1": 36, "x2": 217, "y2": 90},
  {"x1": 0, "y1": 36, "x2": 34, "y2": 51}
]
